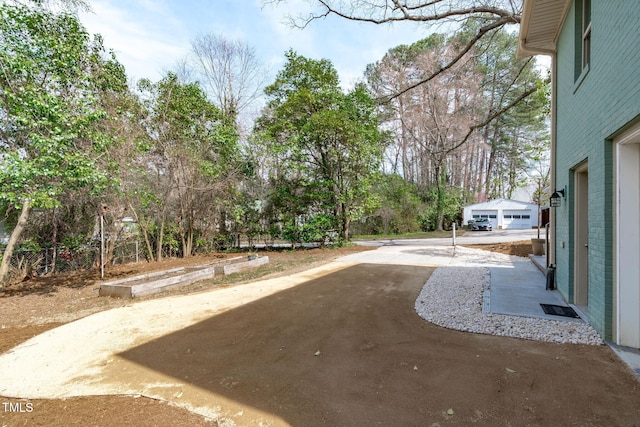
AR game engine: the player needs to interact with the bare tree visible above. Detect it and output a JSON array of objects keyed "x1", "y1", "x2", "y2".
[
  {"x1": 367, "y1": 35, "x2": 486, "y2": 187},
  {"x1": 365, "y1": 46, "x2": 415, "y2": 180},
  {"x1": 190, "y1": 33, "x2": 267, "y2": 130}
]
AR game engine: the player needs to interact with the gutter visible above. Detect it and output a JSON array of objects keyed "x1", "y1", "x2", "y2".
[{"x1": 517, "y1": 0, "x2": 572, "y2": 59}]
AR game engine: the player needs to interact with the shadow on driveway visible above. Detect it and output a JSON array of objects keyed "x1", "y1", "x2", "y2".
[{"x1": 119, "y1": 263, "x2": 640, "y2": 426}]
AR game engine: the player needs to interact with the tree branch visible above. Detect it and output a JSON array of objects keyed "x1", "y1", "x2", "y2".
[
  {"x1": 377, "y1": 16, "x2": 516, "y2": 103},
  {"x1": 264, "y1": 1, "x2": 521, "y2": 102},
  {"x1": 305, "y1": 0, "x2": 519, "y2": 25},
  {"x1": 443, "y1": 83, "x2": 540, "y2": 156}
]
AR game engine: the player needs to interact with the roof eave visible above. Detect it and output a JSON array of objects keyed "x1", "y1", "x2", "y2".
[
  {"x1": 517, "y1": 40, "x2": 556, "y2": 59},
  {"x1": 517, "y1": 0, "x2": 572, "y2": 58}
]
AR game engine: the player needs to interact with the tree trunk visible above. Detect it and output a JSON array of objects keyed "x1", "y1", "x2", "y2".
[
  {"x1": 50, "y1": 207, "x2": 58, "y2": 275},
  {"x1": 185, "y1": 210, "x2": 194, "y2": 257},
  {"x1": 399, "y1": 99, "x2": 410, "y2": 181},
  {"x1": 484, "y1": 125, "x2": 500, "y2": 198},
  {"x1": 183, "y1": 227, "x2": 193, "y2": 257},
  {"x1": 156, "y1": 205, "x2": 167, "y2": 262},
  {"x1": 340, "y1": 203, "x2": 350, "y2": 242},
  {"x1": 156, "y1": 218, "x2": 165, "y2": 262},
  {"x1": 105, "y1": 215, "x2": 119, "y2": 266},
  {"x1": 139, "y1": 224, "x2": 155, "y2": 262},
  {"x1": 432, "y1": 163, "x2": 443, "y2": 232},
  {"x1": 0, "y1": 200, "x2": 32, "y2": 286},
  {"x1": 127, "y1": 203, "x2": 154, "y2": 262},
  {"x1": 435, "y1": 191, "x2": 445, "y2": 232}
]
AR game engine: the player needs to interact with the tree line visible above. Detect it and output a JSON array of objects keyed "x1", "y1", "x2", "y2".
[{"x1": 0, "y1": 0, "x2": 548, "y2": 284}]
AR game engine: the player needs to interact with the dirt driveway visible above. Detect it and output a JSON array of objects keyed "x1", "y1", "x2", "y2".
[
  {"x1": 2, "y1": 254, "x2": 640, "y2": 426},
  {"x1": 120, "y1": 263, "x2": 640, "y2": 426}
]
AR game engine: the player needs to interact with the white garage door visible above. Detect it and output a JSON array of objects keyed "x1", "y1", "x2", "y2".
[
  {"x1": 472, "y1": 210, "x2": 498, "y2": 229},
  {"x1": 503, "y1": 210, "x2": 532, "y2": 229}
]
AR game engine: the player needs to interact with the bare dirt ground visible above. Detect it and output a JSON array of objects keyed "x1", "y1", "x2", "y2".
[
  {"x1": 2, "y1": 241, "x2": 640, "y2": 426},
  {"x1": 462, "y1": 239, "x2": 534, "y2": 258},
  {"x1": 0, "y1": 246, "x2": 373, "y2": 426}
]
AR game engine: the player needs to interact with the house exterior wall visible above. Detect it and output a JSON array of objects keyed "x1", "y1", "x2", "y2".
[{"x1": 554, "y1": 1, "x2": 640, "y2": 340}]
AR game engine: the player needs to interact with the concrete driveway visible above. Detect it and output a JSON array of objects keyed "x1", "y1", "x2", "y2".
[{"x1": 353, "y1": 228, "x2": 540, "y2": 247}]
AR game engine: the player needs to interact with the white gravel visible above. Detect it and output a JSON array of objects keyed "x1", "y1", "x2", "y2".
[{"x1": 414, "y1": 247, "x2": 604, "y2": 345}]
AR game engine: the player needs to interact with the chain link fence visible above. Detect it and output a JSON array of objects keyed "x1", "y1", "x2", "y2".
[
  {"x1": 5, "y1": 240, "x2": 141, "y2": 280},
  {"x1": 111, "y1": 240, "x2": 141, "y2": 265},
  {"x1": 2, "y1": 229, "x2": 328, "y2": 282}
]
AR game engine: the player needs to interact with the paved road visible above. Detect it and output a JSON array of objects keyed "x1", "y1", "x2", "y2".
[
  {"x1": 353, "y1": 228, "x2": 541, "y2": 247},
  {"x1": 339, "y1": 229, "x2": 541, "y2": 267},
  {"x1": 241, "y1": 229, "x2": 541, "y2": 250}
]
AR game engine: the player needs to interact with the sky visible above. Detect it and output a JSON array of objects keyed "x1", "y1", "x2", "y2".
[{"x1": 78, "y1": 0, "x2": 443, "y2": 89}]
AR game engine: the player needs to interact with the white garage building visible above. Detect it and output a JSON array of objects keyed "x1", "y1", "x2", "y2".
[{"x1": 463, "y1": 199, "x2": 539, "y2": 230}]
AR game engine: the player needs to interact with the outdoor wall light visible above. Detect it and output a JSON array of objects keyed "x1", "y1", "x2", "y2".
[{"x1": 550, "y1": 188, "x2": 565, "y2": 207}]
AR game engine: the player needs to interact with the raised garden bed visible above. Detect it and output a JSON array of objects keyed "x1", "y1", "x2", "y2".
[{"x1": 99, "y1": 255, "x2": 269, "y2": 298}]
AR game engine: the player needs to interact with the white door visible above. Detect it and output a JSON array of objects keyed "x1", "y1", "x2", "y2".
[
  {"x1": 574, "y1": 164, "x2": 589, "y2": 309},
  {"x1": 616, "y1": 126, "x2": 640, "y2": 348}
]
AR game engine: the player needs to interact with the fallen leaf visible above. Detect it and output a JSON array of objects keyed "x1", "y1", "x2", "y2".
[{"x1": 447, "y1": 408, "x2": 454, "y2": 415}]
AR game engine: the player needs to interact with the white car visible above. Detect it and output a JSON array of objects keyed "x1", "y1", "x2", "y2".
[{"x1": 472, "y1": 218, "x2": 492, "y2": 231}]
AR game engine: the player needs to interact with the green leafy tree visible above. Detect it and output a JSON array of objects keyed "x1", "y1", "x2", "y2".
[
  {"x1": 256, "y1": 51, "x2": 386, "y2": 241},
  {"x1": 420, "y1": 185, "x2": 466, "y2": 232},
  {"x1": 358, "y1": 174, "x2": 426, "y2": 235},
  {"x1": 87, "y1": 45, "x2": 153, "y2": 265},
  {"x1": 0, "y1": 34, "x2": 130, "y2": 275},
  {"x1": 0, "y1": 4, "x2": 110, "y2": 284},
  {"x1": 137, "y1": 73, "x2": 239, "y2": 259}
]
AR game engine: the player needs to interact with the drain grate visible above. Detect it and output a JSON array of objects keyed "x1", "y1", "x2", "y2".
[{"x1": 540, "y1": 303, "x2": 580, "y2": 318}]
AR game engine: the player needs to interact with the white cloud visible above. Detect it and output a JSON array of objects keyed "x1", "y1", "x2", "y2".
[
  {"x1": 78, "y1": 0, "x2": 427, "y2": 89},
  {"x1": 80, "y1": 0, "x2": 190, "y2": 81}
]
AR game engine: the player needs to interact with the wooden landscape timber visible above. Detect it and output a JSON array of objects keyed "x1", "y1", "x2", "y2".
[{"x1": 99, "y1": 256, "x2": 269, "y2": 298}]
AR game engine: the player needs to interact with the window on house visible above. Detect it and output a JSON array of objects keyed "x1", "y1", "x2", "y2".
[
  {"x1": 575, "y1": 0, "x2": 591, "y2": 79},
  {"x1": 581, "y1": 0, "x2": 591, "y2": 69}
]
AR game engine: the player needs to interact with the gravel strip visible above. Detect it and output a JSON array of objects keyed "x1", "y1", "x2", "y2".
[{"x1": 414, "y1": 247, "x2": 604, "y2": 345}]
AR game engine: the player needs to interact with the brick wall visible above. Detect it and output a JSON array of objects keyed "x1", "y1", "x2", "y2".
[{"x1": 554, "y1": 1, "x2": 640, "y2": 340}]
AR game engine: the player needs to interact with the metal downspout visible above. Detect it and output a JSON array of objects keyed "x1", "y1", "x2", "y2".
[{"x1": 550, "y1": 53, "x2": 558, "y2": 273}]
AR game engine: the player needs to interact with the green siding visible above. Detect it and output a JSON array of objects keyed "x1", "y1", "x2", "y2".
[{"x1": 554, "y1": 1, "x2": 640, "y2": 340}]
